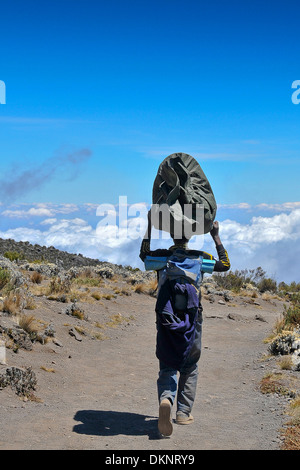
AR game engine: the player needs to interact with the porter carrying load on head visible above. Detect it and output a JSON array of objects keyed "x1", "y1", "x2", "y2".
[
  {"x1": 151, "y1": 152, "x2": 217, "y2": 239},
  {"x1": 139, "y1": 152, "x2": 230, "y2": 437}
]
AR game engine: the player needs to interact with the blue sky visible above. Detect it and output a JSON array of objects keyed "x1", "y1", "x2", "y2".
[{"x1": 0, "y1": 0, "x2": 300, "y2": 281}]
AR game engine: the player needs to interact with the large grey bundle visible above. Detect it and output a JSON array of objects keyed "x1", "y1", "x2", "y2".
[{"x1": 152, "y1": 153, "x2": 217, "y2": 238}]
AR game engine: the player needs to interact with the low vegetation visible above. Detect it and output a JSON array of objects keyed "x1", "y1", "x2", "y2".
[
  {"x1": 30, "y1": 271, "x2": 43, "y2": 284},
  {"x1": 0, "y1": 268, "x2": 10, "y2": 290},
  {"x1": 1, "y1": 251, "x2": 299, "y2": 448},
  {"x1": 0, "y1": 258, "x2": 152, "y2": 355},
  {"x1": 213, "y1": 266, "x2": 300, "y2": 298},
  {"x1": 281, "y1": 397, "x2": 300, "y2": 450},
  {"x1": 259, "y1": 280, "x2": 300, "y2": 450},
  {"x1": 4, "y1": 251, "x2": 25, "y2": 262},
  {"x1": 132, "y1": 278, "x2": 157, "y2": 295}
]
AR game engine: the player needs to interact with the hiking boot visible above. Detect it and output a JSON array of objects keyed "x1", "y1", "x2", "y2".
[
  {"x1": 175, "y1": 411, "x2": 194, "y2": 425},
  {"x1": 158, "y1": 399, "x2": 173, "y2": 436}
]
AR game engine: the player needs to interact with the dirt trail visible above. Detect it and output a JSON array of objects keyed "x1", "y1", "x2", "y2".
[{"x1": 0, "y1": 291, "x2": 290, "y2": 450}]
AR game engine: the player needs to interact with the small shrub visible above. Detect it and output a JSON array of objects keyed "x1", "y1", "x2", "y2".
[
  {"x1": 106, "y1": 313, "x2": 125, "y2": 328},
  {"x1": 74, "y1": 325, "x2": 86, "y2": 335},
  {"x1": 213, "y1": 267, "x2": 278, "y2": 294},
  {"x1": 213, "y1": 271, "x2": 244, "y2": 292},
  {"x1": 2, "y1": 292, "x2": 22, "y2": 315},
  {"x1": 288, "y1": 397, "x2": 300, "y2": 426},
  {"x1": 277, "y1": 356, "x2": 293, "y2": 370},
  {"x1": 17, "y1": 314, "x2": 45, "y2": 342},
  {"x1": 279, "y1": 281, "x2": 300, "y2": 295},
  {"x1": 47, "y1": 294, "x2": 68, "y2": 302},
  {"x1": 259, "y1": 372, "x2": 290, "y2": 396},
  {"x1": 133, "y1": 283, "x2": 146, "y2": 294},
  {"x1": 281, "y1": 425, "x2": 300, "y2": 450},
  {"x1": 257, "y1": 277, "x2": 277, "y2": 293},
  {"x1": 91, "y1": 292, "x2": 101, "y2": 300},
  {"x1": 31, "y1": 271, "x2": 43, "y2": 284},
  {"x1": 18, "y1": 314, "x2": 39, "y2": 334},
  {"x1": 269, "y1": 331, "x2": 298, "y2": 355},
  {"x1": 92, "y1": 331, "x2": 107, "y2": 340},
  {"x1": 4, "y1": 251, "x2": 25, "y2": 262},
  {"x1": 123, "y1": 265, "x2": 140, "y2": 272},
  {"x1": 48, "y1": 277, "x2": 71, "y2": 294},
  {"x1": 32, "y1": 256, "x2": 48, "y2": 264},
  {"x1": 261, "y1": 293, "x2": 273, "y2": 301},
  {"x1": 281, "y1": 398, "x2": 300, "y2": 450},
  {"x1": 0, "y1": 268, "x2": 10, "y2": 290},
  {"x1": 113, "y1": 286, "x2": 132, "y2": 296},
  {"x1": 283, "y1": 303, "x2": 300, "y2": 329},
  {"x1": 147, "y1": 278, "x2": 158, "y2": 295},
  {"x1": 24, "y1": 296, "x2": 36, "y2": 310},
  {"x1": 100, "y1": 293, "x2": 116, "y2": 300},
  {"x1": 71, "y1": 308, "x2": 85, "y2": 320},
  {"x1": 73, "y1": 276, "x2": 103, "y2": 287}
]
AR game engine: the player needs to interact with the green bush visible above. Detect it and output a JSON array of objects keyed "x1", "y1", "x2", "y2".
[
  {"x1": 283, "y1": 304, "x2": 300, "y2": 329},
  {"x1": 213, "y1": 266, "x2": 277, "y2": 294},
  {"x1": 213, "y1": 271, "x2": 244, "y2": 292},
  {"x1": 257, "y1": 277, "x2": 277, "y2": 293},
  {"x1": 282, "y1": 291, "x2": 300, "y2": 329},
  {"x1": 0, "y1": 268, "x2": 10, "y2": 289},
  {"x1": 4, "y1": 251, "x2": 25, "y2": 262},
  {"x1": 278, "y1": 281, "x2": 300, "y2": 296}
]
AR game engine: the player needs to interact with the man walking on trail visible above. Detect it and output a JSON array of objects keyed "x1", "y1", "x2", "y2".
[{"x1": 140, "y1": 215, "x2": 230, "y2": 437}]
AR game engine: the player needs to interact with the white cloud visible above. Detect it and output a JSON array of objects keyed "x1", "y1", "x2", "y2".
[
  {"x1": 218, "y1": 201, "x2": 300, "y2": 212},
  {"x1": 255, "y1": 202, "x2": 300, "y2": 212},
  {"x1": 2, "y1": 207, "x2": 55, "y2": 218},
  {"x1": 0, "y1": 217, "x2": 141, "y2": 268},
  {"x1": 221, "y1": 209, "x2": 300, "y2": 247},
  {"x1": 218, "y1": 203, "x2": 252, "y2": 210},
  {"x1": 40, "y1": 218, "x2": 58, "y2": 225},
  {"x1": 0, "y1": 206, "x2": 299, "y2": 283},
  {"x1": 1, "y1": 203, "x2": 79, "y2": 218},
  {"x1": 52, "y1": 203, "x2": 79, "y2": 214},
  {"x1": 215, "y1": 209, "x2": 300, "y2": 282}
]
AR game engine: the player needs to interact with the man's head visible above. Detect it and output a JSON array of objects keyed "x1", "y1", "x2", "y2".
[{"x1": 170, "y1": 236, "x2": 189, "y2": 250}]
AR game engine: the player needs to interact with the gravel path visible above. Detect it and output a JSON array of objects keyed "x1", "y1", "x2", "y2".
[{"x1": 0, "y1": 291, "x2": 289, "y2": 450}]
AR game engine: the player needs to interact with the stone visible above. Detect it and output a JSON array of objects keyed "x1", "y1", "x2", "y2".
[
  {"x1": 228, "y1": 312, "x2": 243, "y2": 321},
  {"x1": 291, "y1": 350, "x2": 300, "y2": 371},
  {"x1": 291, "y1": 339, "x2": 300, "y2": 350},
  {"x1": 255, "y1": 314, "x2": 267, "y2": 322},
  {"x1": 69, "y1": 328, "x2": 82, "y2": 342},
  {"x1": 223, "y1": 290, "x2": 234, "y2": 302}
]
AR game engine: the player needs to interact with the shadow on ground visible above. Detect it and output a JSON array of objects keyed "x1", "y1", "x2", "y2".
[{"x1": 73, "y1": 410, "x2": 159, "y2": 440}]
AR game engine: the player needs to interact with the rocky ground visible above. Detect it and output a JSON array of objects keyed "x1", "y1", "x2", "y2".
[{"x1": 0, "y1": 240, "x2": 299, "y2": 451}]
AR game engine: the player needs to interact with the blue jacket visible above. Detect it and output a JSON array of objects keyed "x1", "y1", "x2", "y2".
[{"x1": 155, "y1": 279, "x2": 200, "y2": 370}]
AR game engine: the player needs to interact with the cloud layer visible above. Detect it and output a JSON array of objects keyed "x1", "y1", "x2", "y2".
[
  {"x1": 213, "y1": 209, "x2": 300, "y2": 282},
  {"x1": 0, "y1": 202, "x2": 299, "y2": 283}
]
